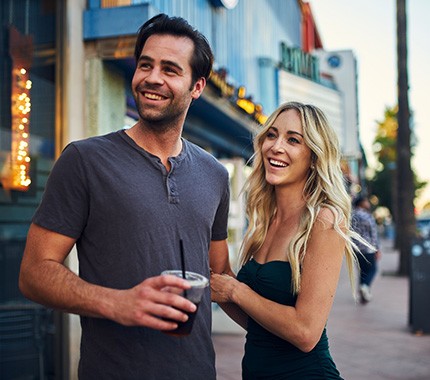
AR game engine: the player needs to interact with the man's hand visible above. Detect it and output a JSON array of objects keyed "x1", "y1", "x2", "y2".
[{"x1": 110, "y1": 275, "x2": 197, "y2": 331}]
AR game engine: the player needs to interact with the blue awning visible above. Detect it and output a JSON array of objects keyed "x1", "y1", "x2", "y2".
[{"x1": 84, "y1": 3, "x2": 157, "y2": 40}]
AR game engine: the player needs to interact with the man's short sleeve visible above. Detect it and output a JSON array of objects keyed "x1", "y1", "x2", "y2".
[{"x1": 33, "y1": 143, "x2": 89, "y2": 239}]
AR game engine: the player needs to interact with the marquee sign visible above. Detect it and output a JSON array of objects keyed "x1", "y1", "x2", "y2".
[
  {"x1": 280, "y1": 42, "x2": 320, "y2": 82},
  {"x1": 208, "y1": 67, "x2": 267, "y2": 125}
]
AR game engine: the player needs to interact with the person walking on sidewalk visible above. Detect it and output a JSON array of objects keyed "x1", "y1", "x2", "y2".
[
  {"x1": 19, "y1": 14, "x2": 231, "y2": 380},
  {"x1": 211, "y1": 101, "x2": 364, "y2": 379},
  {"x1": 352, "y1": 195, "x2": 381, "y2": 304}
]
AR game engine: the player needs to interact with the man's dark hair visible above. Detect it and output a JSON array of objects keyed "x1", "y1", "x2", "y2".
[{"x1": 134, "y1": 13, "x2": 214, "y2": 84}]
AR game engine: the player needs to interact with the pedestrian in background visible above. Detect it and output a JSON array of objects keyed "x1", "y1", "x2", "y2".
[
  {"x1": 211, "y1": 101, "x2": 364, "y2": 379},
  {"x1": 19, "y1": 14, "x2": 231, "y2": 379},
  {"x1": 352, "y1": 195, "x2": 381, "y2": 304}
]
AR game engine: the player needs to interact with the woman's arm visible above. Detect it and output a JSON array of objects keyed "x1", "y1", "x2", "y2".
[
  {"x1": 209, "y1": 240, "x2": 248, "y2": 329},
  {"x1": 210, "y1": 208, "x2": 344, "y2": 352},
  {"x1": 211, "y1": 272, "x2": 248, "y2": 329},
  {"x1": 216, "y1": 301, "x2": 248, "y2": 330}
]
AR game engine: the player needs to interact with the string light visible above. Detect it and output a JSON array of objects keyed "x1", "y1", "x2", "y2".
[{"x1": 10, "y1": 66, "x2": 32, "y2": 189}]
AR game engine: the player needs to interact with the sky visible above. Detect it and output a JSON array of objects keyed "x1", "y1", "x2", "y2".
[{"x1": 309, "y1": 0, "x2": 430, "y2": 211}]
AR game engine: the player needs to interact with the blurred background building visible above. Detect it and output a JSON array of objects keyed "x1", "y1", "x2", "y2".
[{"x1": 0, "y1": 0, "x2": 365, "y2": 378}]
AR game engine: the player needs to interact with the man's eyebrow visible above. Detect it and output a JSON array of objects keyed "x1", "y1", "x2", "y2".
[
  {"x1": 137, "y1": 55, "x2": 184, "y2": 73},
  {"x1": 160, "y1": 59, "x2": 184, "y2": 72},
  {"x1": 137, "y1": 55, "x2": 154, "y2": 64}
]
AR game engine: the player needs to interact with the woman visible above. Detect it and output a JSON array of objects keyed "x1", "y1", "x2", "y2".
[{"x1": 211, "y1": 101, "x2": 360, "y2": 379}]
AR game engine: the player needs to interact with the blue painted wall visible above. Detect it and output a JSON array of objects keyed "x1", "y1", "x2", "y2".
[
  {"x1": 100, "y1": 0, "x2": 302, "y2": 113},
  {"x1": 152, "y1": 0, "x2": 301, "y2": 112}
]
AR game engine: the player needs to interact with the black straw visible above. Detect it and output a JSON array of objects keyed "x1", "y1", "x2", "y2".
[
  {"x1": 180, "y1": 239, "x2": 187, "y2": 297},
  {"x1": 180, "y1": 239, "x2": 186, "y2": 279}
]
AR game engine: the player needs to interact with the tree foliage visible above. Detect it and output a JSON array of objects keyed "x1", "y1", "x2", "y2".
[{"x1": 368, "y1": 105, "x2": 427, "y2": 217}]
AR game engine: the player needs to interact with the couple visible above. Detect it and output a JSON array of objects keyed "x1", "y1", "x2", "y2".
[{"x1": 20, "y1": 14, "x2": 360, "y2": 379}]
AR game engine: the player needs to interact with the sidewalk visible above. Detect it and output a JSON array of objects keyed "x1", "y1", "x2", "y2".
[{"x1": 212, "y1": 238, "x2": 430, "y2": 380}]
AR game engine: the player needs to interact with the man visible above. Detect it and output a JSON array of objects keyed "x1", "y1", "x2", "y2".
[
  {"x1": 19, "y1": 14, "x2": 230, "y2": 379},
  {"x1": 352, "y1": 195, "x2": 381, "y2": 304}
]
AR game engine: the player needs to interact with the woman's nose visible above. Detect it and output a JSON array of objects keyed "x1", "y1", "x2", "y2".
[{"x1": 271, "y1": 138, "x2": 286, "y2": 152}]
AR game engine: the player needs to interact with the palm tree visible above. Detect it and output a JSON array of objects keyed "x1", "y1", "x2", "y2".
[{"x1": 396, "y1": 0, "x2": 415, "y2": 276}]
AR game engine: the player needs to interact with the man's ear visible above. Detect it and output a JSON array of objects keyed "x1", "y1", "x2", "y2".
[{"x1": 191, "y1": 77, "x2": 206, "y2": 100}]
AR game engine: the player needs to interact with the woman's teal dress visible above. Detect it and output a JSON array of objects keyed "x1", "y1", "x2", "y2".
[{"x1": 236, "y1": 259, "x2": 343, "y2": 380}]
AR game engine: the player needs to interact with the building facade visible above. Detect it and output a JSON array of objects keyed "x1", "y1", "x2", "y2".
[{"x1": 0, "y1": 0, "x2": 363, "y2": 378}]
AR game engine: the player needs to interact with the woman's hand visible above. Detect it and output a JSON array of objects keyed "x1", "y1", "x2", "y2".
[{"x1": 210, "y1": 273, "x2": 238, "y2": 303}]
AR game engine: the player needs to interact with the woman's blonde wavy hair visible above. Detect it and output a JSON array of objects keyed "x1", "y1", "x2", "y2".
[{"x1": 240, "y1": 101, "x2": 359, "y2": 294}]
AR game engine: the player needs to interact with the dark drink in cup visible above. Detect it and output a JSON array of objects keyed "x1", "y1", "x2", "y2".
[
  {"x1": 163, "y1": 303, "x2": 200, "y2": 336},
  {"x1": 161, "y1": 270, "x2": 208, "y2": 337}
]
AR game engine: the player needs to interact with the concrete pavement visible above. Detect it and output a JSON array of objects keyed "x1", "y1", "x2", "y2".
[{"x1": 212, "y1": 238, "x2": 430, "y2": 379}]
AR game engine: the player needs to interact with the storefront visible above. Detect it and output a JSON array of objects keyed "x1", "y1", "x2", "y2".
[
  {"x1": 1, "y1": 1, "x2": 263, "y2": 376},
  {"x1": 0, "y1": 1, "x2": 68, "y2": 378}
]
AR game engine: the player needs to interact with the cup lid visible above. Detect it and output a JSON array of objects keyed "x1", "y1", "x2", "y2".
[{"x1": 162, "y1": 270, "x2": 209, "y2": 288}]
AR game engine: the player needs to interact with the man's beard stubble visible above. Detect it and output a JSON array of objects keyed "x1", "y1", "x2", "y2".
[{"x1": 134, "y1": 87, "x2": 193, "y2": 133}]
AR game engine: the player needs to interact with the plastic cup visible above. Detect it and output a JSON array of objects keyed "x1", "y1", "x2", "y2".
[{"x1": 161, "y1": 270, "x2": 209, "y2": 336}]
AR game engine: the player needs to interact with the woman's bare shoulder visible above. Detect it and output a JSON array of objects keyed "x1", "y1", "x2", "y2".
[{"x1": 315, "y1": 206, "x2": 346, "y2": 231}]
